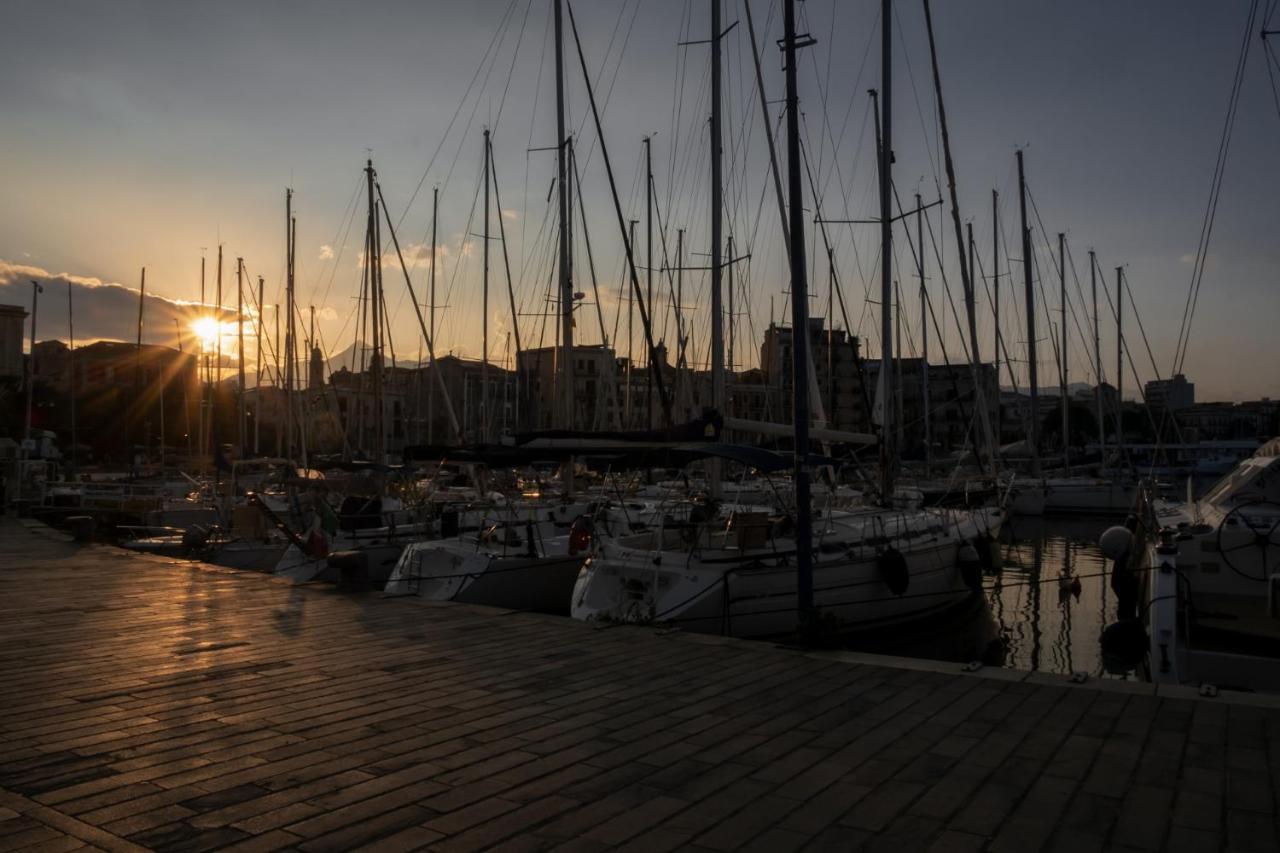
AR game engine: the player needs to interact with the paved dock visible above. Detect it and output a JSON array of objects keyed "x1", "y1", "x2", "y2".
[{"x1": 2, "y1": 520, "x2": 1279, "y2": 853}]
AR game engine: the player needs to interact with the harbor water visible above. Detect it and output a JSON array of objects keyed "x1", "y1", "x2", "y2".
[{"x1": 839, "y1": 515, "x2": 1138, "y2": 680}]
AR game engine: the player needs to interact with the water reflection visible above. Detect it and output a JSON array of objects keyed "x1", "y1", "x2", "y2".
[{"x1": 840, "y1": 515, "x2": 1139, "y2": 680}]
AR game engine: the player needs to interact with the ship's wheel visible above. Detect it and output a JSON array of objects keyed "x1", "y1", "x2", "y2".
[{"x1": 1215, "y1": 500, "x2": 1280, "y2": 582}]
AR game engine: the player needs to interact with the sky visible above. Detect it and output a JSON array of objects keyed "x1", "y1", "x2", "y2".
[{"x1": 1, "y1": 0, "x2": 1278, "y2": 402}]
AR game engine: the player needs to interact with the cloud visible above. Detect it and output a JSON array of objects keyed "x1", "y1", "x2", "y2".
[
  {"x1": 318, "y1": 244, "x2": 334, "y2": 261},
  {"x1": 501, "y1": 208, "x2": 518, "y2": 222},
  {"x1": 1178, "y1": 253, "x2": 1195, "y2": 265},
  {"x1": 0, "y1": 259, "x2": 236, "y2": 350}
]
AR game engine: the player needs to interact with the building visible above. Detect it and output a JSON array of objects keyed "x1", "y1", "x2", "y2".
[
  {"x1": 518, "y1": 344, "x2": 626, "y2": 432},
  {"x1": 758, "y1": 319, "x2": 869, "y2": 434},
  {"x1": 0, "y1": 304, "x2": 26, "y2": 379},
  {"x1": 28, "y1": 339, "x2": 200, "y2": 459},
  {"x1": 866, "y1": 359, "x2": 999, "y2": 456},
  {"x1": 1145, "y1": 373, "x2": 1195, "y2": 412}
]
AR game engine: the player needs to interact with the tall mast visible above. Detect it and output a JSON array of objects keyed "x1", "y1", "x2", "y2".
[
  {"x1": 174, "y1": 318, "x2": 189, "y2": 463},
  {"x1": 237, "y1": 257, "x2": 246, "y2": 456},
  {"x1": 198, "y1": 254, "x2": 207, "y2": 467},
  {"x1": 876, "y1": 0, "x2": 895, "y2": 503},
  {"x1": 274, "y1": 304, "x2": 281, "y2": 457},
  {"x1": 710, "y1": 0, "x2": 725, "y2": 495},
  {"x1": 1058, "y1": 232, "x2": 1068, "y2": 470},
  {"x1": 482, "y1": 128, "x2": 491, "y2": 442},
  {"x1": 728, "y1": 233, "x2": 736, "y2": 416},
  {"x1": 284, "y1": 189, "x2": 294, "y2": 461},
  {"x1": 645, "y1": 134, "x2": 655, "y2": 429},
  {"x1": 1090, "y1": 251, "x2": 1103, "y2": 460},
  {"x1": 627, "y1": 218, "x2": 636, "y2": 426},
  {"x1": 255, "y1": 276, "x2": 263, "y2": 456},
  {"x1": 429, "y1": 186, "x2": 438, "y2": 445},
  {"x1": 676, "y1": 228, "x2": 685, "y2": 376},
  {"x1": 783, "y1": 0, "x2": 814, "y2": 620},
  {"x1": 1017, "y1": 149, "x2": 1040, "y2": 476},
  {"x1": 553, "y1": 0, "x2": 575, "y2": 434},
  {"x1": 1116, "y1": 266, "x2": 1124, "y2": 465},
  {"x1": 992, "y1": 190, "x2": 1001, "y2": 393},
  {"x1": 365, "y1": 160, "x2": 385, "y2": 462},
  {"x1": 68, "y1": 281, "x2": 75, "y2": 470},
  {"x1": 24, "y1": 280, "x2": 41, "y2": 451},
  {"x1": 922, "y1": 0, "x2": 994, "y2": 475},
  {"x1": 918, "y1": 194, "x2": 929, "y2": 470}
]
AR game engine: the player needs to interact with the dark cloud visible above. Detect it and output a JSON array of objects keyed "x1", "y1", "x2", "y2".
[{"x1": 0, "y1": 260, "x2": 239, "y2": 351}]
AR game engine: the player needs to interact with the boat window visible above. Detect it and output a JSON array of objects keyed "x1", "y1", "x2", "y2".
[{"x1": 1201, "y1": 457, "x2": 1280, "y2": 506}]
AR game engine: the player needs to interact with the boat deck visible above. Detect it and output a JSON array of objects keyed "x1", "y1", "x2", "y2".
[{"x1": 3, "y1": 517, "x2": 1280, "y2": 852}]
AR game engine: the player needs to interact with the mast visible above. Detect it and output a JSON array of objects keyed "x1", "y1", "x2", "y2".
[
  {"x1": 676, "y1": 228, "x2": 685, "y2": 376},
  {"x1": 728, "y1": 234, "x2": 736, "y2": 417},
  {"x1": 645, "y1": 134, "x2": 655, "y2": 429},
  {"x1": 174, "y1": 318, "x2": 190, "y2": 462},
  {"x1": 274, "y1": 304, "x2": 281, "y2": 457},
  {"x1": 491, "y1": 142, "x2": 524, "y2": 430},
  {"x1": 1017, "y1": 149, "x2": 1040, "y2": 476},
  {"x1": 237, "y1": 257, "x2": 246, "y2": 456},
  {"x1": 284, "y1": 189, "x2": 294, "y2": 461},
  {"x1": 255, "y1": 276, "x2": 263, "y2": 455},
  {"x1": 68, "y1": 281, "x2": 76, "y2": 470},
  {"x1": 198, "y1": 254, "x2": 207, "y2": 468},
  {"x1": 627, "y1": 219, "x2": 636, "y2": 426},
  {"x1": 364, "y1": 160, "x2": 385, "y2": 462},
  {"x1": 1116, "y1": 265, "x2": 1124, "y2": 465},
  {"x1": 876, "y1": 0, "x2": 894, "y2": 503},
  {"x1": 136, "y1": 266, "x2": 147, "y2": 456},
  {"x1": 24, "y1": 280, "x2": 41, "y2": 451},
  {"x1": 553, "y1": 0, "x2": 575, "y2": 435},
  {"x1": 482, "y1": 128, "x2": 491, "y2": 443},
  {"x1": 709, "y1": 0, "x2": 725, "y2": 496},
  {"x1": 992, "y1": 191, "x2": 1001, "y2": 394},
  {"x1": 783, "y1": 0, "x2": 814, "y2": 620},
  {"x1": 1058, "y1": 232, "x2": 1068, "y2": 470},
  {"x1": 922, "y1": 0, "x2": 995, "y2": 475},
  {"x1": 429, "y1": 186, "x2": 438, "y2": 445},
  {"x1": 1090, "y1": 251, "x2": 1104, "y2": 460},
  {"x1": 919, "y1": 195, "x2": 930, "y2": 469}
]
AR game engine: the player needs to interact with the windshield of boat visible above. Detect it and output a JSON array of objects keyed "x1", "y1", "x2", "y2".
[{"x1": 1201, "y1": 457, "x2": 1280, "y2": 506}]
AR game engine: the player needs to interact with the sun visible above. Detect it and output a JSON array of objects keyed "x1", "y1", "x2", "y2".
[{"x1": 191, "y1": 317, "x2": 220, "y2": 349}]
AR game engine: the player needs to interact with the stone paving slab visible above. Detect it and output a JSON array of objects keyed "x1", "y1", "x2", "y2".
[{"x1": 2, "y1": 517, "x2": 1279, "y2": 852}]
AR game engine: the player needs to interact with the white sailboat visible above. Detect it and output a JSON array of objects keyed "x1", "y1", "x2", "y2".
[{"x1": 570, "y1": 0, "x2": 1004, "y2": 640}]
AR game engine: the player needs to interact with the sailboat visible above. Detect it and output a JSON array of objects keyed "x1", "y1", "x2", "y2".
[{"x1": 570, "y1": 0, "x2": 1004, "y2": 640}]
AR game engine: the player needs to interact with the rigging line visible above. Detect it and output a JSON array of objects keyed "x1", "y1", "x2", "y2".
[
  {"x1": 437, "y1": 157, "x2": 486, "y2": 356},
  {"x1": 1173, "y1": 0, "x2": 1261, "y2": 375},
  {"x1": 893, "y1": 2, "x2": 941, "y2": 193},
  {"x1": 308, "y1": 172, "x2": 364, "y2": 311},
  {"x1": 570, "y1": 0, "x2": 641, "y2": 180},
  {"x1": 492, "y1": 0, "x2": 536, "y2": 137},
  {"x1": 398, "y1": 0, "x2": 520, "y2": 227}
]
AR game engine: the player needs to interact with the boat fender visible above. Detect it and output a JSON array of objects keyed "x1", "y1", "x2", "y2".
[
  {"x1": 1099, "y1": 617, "x2": 1147, "y2": 673},
  {"x1": 957, "y1": 543, "x2": 982, "y2": 593},
  {"x1": 879, "y1": 547, "x2": 909, "y2": 596},
  {"x1": 1098, "y1": 526, "x2": 1133, "y2": 561},
  {"x1": 568, "y1": 516, "x2": 593, "y2": 556}
]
